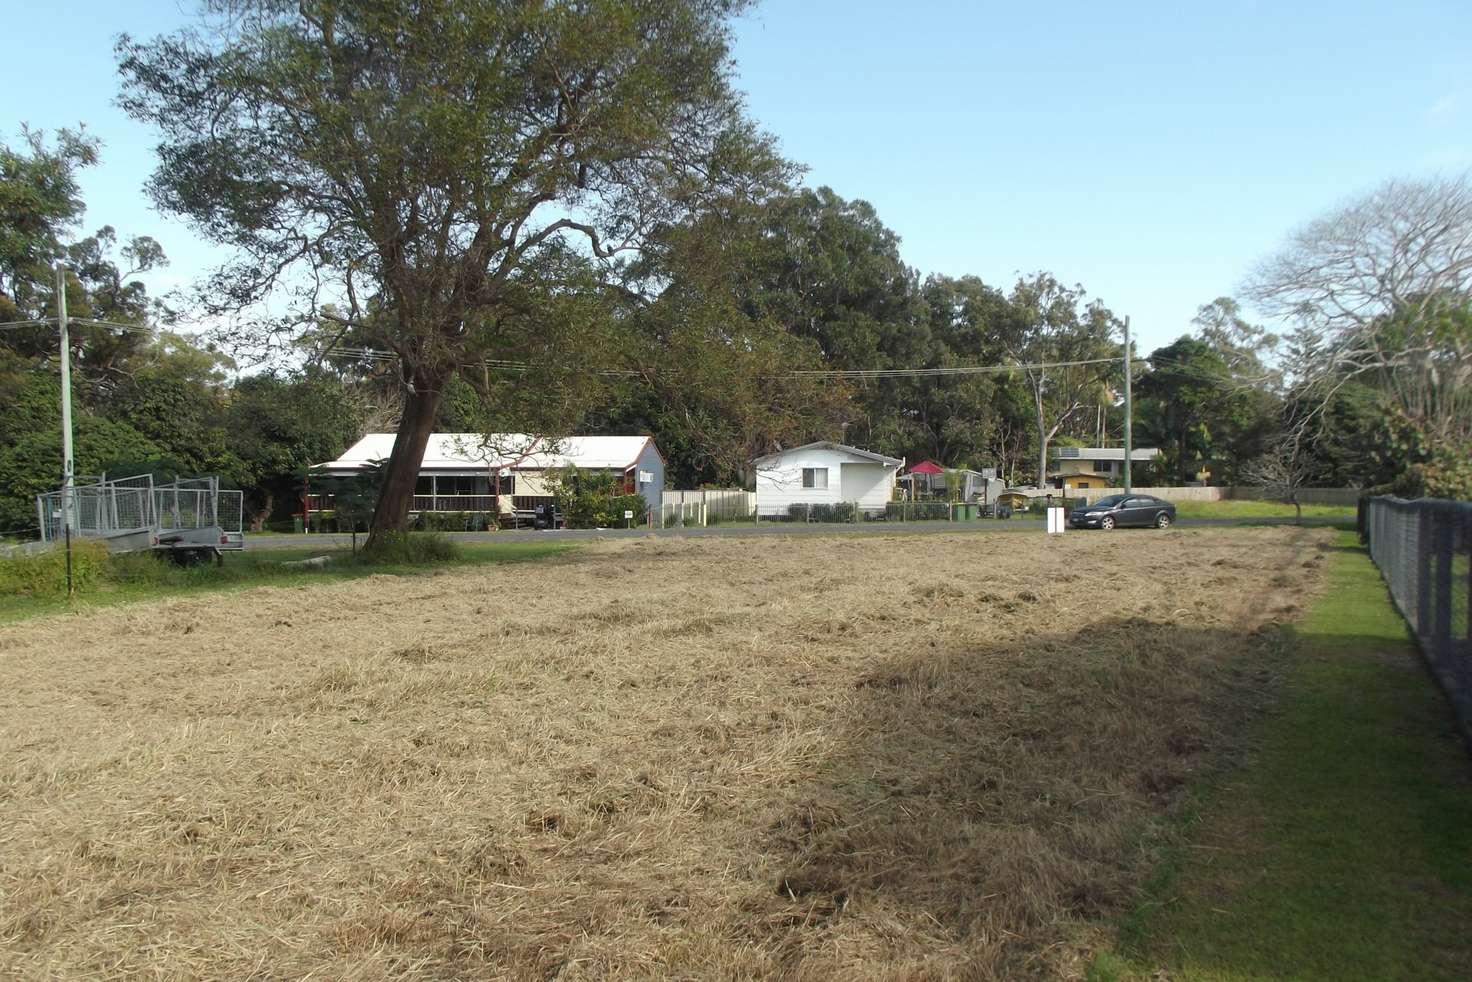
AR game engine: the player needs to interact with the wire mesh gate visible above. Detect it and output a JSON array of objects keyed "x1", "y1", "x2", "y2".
[
  {"x1": 1364, "y1": 497, "x2": 1472, "y2": 747},
  {"x1": 36, "y1": 475, "x2": 157, "y2": 544}
]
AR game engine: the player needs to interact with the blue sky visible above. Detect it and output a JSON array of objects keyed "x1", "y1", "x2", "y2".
[{"x1": 3, "y1": 0, "x2": 1469, "y2": 352}]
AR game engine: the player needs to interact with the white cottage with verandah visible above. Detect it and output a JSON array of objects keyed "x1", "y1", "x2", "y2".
[
  {"x1": 753, "y1": 442, "x2": 904, "y2": 517},
  {"x1": 315, "y1": 433, "x2": 664, "y2": 518}
]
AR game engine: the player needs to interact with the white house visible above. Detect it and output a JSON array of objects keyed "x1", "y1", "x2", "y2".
[
  {"x1": 316, "y1": 433, "x2": 664, "y2": 516},
  {"x1": 752, "y1": 442, "x2": 904, "y2": 517}
]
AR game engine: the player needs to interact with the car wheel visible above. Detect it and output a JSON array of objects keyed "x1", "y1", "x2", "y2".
[
  {"x1": 1155, "y1": 512, "x2": 1172, "y2": 529},
  {"x1": 1099, "y1": 515, "x2": 1115, "y2": 530}
]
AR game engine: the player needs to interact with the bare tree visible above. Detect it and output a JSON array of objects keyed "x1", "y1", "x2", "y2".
[
  {"x1": 1244, "y1": 429, "x2": 1315, "y2": 525},
  {"x1": 1244, "y1": 174, "x2": 1472, "y2": 441}
]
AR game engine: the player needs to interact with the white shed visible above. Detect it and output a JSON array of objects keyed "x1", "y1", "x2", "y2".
[{"x1": 752, "y1": 442, "x2": 904, "y2": 517}]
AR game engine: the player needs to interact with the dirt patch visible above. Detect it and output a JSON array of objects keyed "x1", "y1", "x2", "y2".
[{"x1": 0, "y1": 527, "x2": 1328, "y2": 979}]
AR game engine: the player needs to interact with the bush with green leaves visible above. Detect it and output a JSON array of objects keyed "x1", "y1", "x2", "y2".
[
  {"x1": 544, "y1": 467, "x2": 648, "y2": 528},
  {"x1": 0, "y1": 540, "x2": 110, "y2": 596},
  {"x1": 885, "y1": 501, "x2": 950, "y2": 521},
  {"x1": 787, "y1": 503, "x2": 810, "y2": 522},
  {"x1": 609, "y1": 494, "x2": 647, "y2": 526},
  {"x1": 412, "y1": 511, "x2": 496, "y2": 532},
  {"x1": 802, "y1": 502, "x2": 858, "y2": 523},
  {"x1": 1026, "y1": 496, "x2": 1084, "y2": 515}
]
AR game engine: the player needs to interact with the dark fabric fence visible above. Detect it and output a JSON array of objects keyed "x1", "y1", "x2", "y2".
[{"x1": 1364, "y1": 497, "x2": 1472, "y2": 748}]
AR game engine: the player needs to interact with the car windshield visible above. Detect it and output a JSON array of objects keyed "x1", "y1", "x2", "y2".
[{"x1": 1092, "y1": 495, "x2": 1127, "y2": 507}]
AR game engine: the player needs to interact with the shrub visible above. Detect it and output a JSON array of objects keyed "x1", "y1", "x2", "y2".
[
  {"x1": 787, "y1": 503, "x2": 810, "y2": 522},
  {"x1": 359, "y1": 531, "x2": 460, "y2": 565},
  {"x1": 885, "y1": 501, "x2": 950, "y2": 521},
  {"x1": 607, "y1": 494, "x2": 647, "y2": 527},
  {"x1": 1026, "y1": 497, "x2": 1083, "y2": 516},
  {"x1": 0, "y1": 540, "x2": 110, "y2": 596},
  {"x1": 543, "y1": 467, "x2": 648, "y2": 528},
  {"x1": 108, "y1": 549, "x2": 186, "y2": 586},
  {"x1": 414, "y1": 510, "x2": 495, "y2": 532},
  {"x1": 809, "y1": 503, "x2": 834, "y2": 523}
]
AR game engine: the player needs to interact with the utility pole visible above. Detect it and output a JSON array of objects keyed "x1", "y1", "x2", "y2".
[
  {"x1": 1122, "y1": 315, "x2": 1133, "y2": 494},
  {"x1": 56, "y1": 264, "x2": 76, "y2": 532}
]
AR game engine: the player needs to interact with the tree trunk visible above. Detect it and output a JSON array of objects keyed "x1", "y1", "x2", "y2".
[
  {"x1": 1037, "y1": 422, "x2": 1049, "y2": 490},
  {"x1": 366, "y1": 369, "x2": 449, "y2": 547}
]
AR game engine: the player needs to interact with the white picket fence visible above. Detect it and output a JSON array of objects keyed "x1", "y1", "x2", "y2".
[{"x1": 660, "y1": 489, "x2": 756, "y2": 527}]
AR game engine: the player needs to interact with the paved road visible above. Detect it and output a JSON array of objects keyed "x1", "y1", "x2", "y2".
[{"x1": 245, "y1": 515, "x2": 1347, "y2": 550}]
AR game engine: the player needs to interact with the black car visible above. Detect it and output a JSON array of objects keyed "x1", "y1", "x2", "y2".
[{"x1": 1069, "y1": 493, "x2": 1176, "y2": 530}]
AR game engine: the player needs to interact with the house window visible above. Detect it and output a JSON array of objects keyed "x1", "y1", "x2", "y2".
[
  {"x1": 414, "y1": 476, "x2": 433, "y2": 495},
  {"x1": 435, "y1": 475, "x2": 488, "y2": 495},
  {"x1": 496, "y1": 474, "x2": 514, "y2": 496},
  {"x1": 802, "y1": 467, "x2": 828, "y2": 489}
]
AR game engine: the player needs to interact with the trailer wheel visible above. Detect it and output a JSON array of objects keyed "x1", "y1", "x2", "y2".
[{"x1": 168, "y1": 548, "x2": 210, "y2": 568}]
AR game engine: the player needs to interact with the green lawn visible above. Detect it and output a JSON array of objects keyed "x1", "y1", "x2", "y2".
[
  {"x1": 1092, "y1": 531, "x2": 1472, "y2": 981},
  {"x1": 1170, "y1": 499, "x2": 1356, "y2": 521},
  {"x1": 0, "y1": 540, "x2": 579, "y2": 624}
]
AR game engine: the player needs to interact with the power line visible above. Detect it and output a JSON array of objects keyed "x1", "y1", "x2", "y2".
[
  {"x1": 318, "y1": 345, "x2": 1133, "y2": 380},
  {"x1": 777, "y1": 357, "x2": 1123, "y2": 379},
  {"x1": 0, "y1": 316, "x2": 155, "y2": 334}
]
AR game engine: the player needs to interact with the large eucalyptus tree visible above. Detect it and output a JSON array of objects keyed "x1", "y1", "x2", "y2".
[{"x1": 118, "y1": 0, "x2": 783, "y2": 542}]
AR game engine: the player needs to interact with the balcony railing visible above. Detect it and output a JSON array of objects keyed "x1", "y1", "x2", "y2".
[
  {"x1": 306, "y1": 494, "x2": 565, "y2": 515},
  {"x1": 410, "y1": 495, "x2": 505, "y2": 512}
]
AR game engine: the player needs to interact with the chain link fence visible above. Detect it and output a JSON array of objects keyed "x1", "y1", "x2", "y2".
[{"x1": 1363, "y1": 497, "x2": 1472, "y2": 746}]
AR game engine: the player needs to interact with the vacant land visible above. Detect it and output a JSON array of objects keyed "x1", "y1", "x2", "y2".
[{"x1": 1, "y1": 528, "x2": 1329, "y2": 979}]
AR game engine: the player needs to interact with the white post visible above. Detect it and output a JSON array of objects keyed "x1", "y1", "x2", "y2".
[
  {"x1": 56, "y1": 264, "x2": 75, "y2": 534},
  {"x1": 1047, "y1": 506, "x2": 1066, "y2": 535}
]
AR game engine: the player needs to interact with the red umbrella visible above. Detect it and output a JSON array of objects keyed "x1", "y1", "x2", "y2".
[{"x1": 908, "y1": 460, "x2": 945, "y2": 475}]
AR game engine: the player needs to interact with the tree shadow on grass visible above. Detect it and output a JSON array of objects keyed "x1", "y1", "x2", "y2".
[{"x1": 749, "y1": 615, "x2": 1303, "y2": 979}]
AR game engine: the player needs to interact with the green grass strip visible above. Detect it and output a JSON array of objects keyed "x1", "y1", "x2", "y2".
[
  {"x1": 1093, "y1": 531, "x2": 1472, "y2": 982},
  {"x1": 0, "y1": 540, "x2": 580, "y2": 624},
  {"x1": 1169, "y1": 500, "x2": 1356, "y2": 520}
]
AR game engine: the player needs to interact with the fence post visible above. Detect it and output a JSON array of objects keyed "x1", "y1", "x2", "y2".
[
  {"x1": 1416, "y1": 506, "x2": 1433, "y2": 637},
  {"x1": 64, "y1": 523, "x2": 73, "y2": 597},
  {"x1": 1432, "y1": 506, "x2": 1453, "y2": 673}
]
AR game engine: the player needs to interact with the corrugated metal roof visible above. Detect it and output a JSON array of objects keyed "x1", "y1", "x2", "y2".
[
  {"x1": 1055, "y1": 446, "x2": 1159, "y2": 461},
  {"x1": 319, "y1": 433, "x2": 653, "y2": 472},
  {"x1": 750, "y1": 441, "x2": 904, "y2": 467}
]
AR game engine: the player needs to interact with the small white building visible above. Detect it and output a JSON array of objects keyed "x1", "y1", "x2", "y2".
[{"x1": 752, "y1": 442, "x2": 904, "y2": 517}]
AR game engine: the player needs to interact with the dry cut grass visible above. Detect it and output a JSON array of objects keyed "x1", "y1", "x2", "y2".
[{"x1": 0, "y1": 527, "x2": 1331, "y2": 980}]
